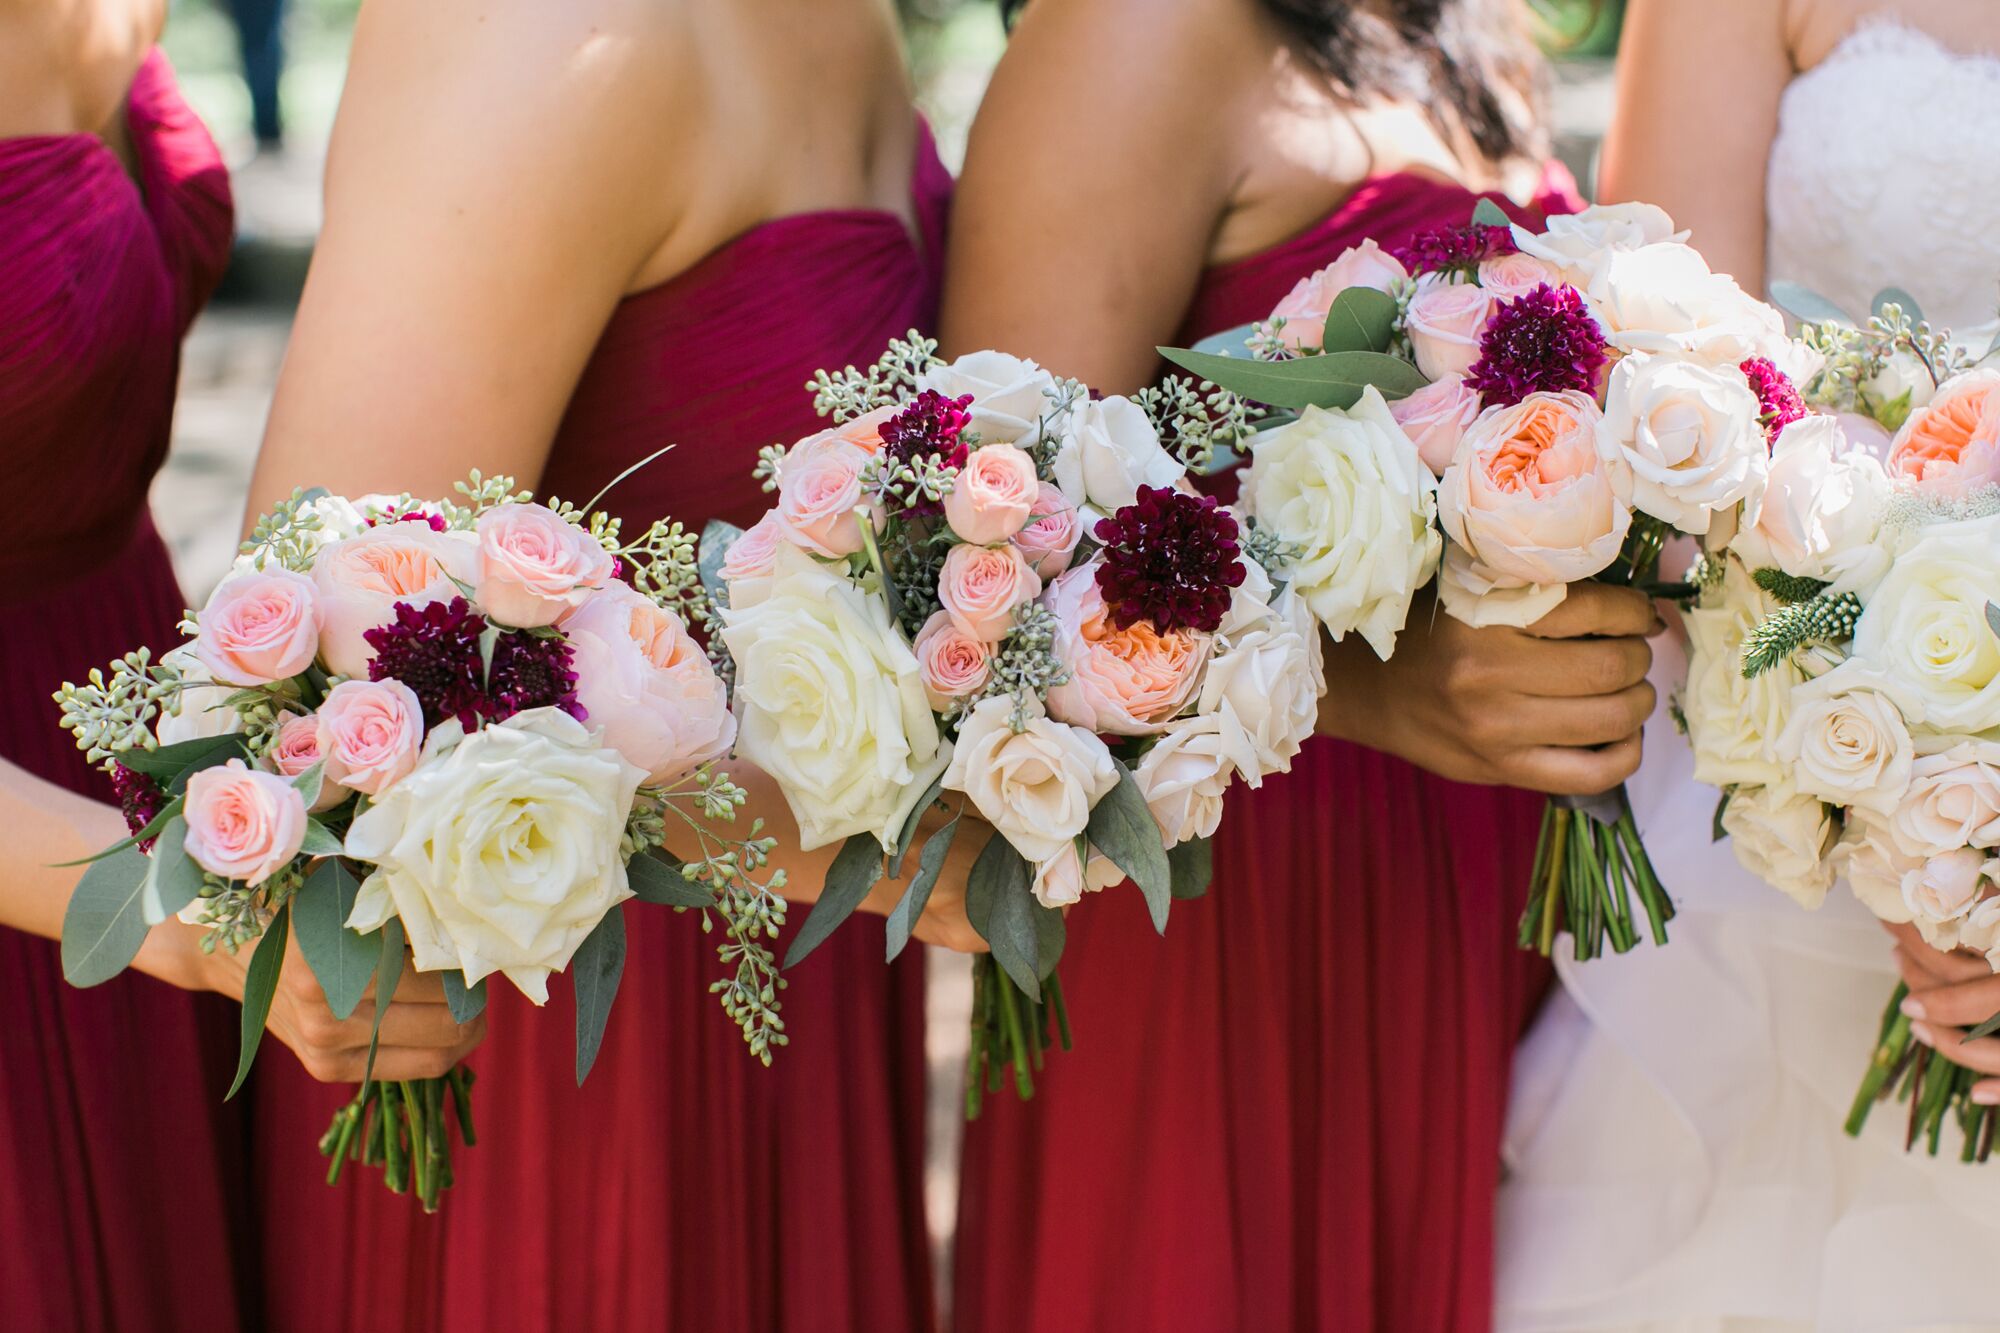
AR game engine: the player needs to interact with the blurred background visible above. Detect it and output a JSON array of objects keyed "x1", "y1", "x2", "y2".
[{"x1": 152, "y1": 0, "x2": 1621, "y2": 1298}]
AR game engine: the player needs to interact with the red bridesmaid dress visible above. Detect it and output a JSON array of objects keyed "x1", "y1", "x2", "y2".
[
  {"x1": 252, "y1": 127, "x2": 953, "y2": 1333},
  {"x1": 0, "y1": 52, "x2": 252, "y2": 1330},
  {"x1": 953, "y1": 169, "x2": 1580, "y2": 1333}
]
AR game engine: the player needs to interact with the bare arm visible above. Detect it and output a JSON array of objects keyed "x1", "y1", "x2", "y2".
[{"x1": 1598, "y1": 0, "x2": 1794, "y2": 292}]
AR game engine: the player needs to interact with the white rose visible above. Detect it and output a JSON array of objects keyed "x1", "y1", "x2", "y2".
[
  {"x1": 1953, "y1": 897, "x2": 2000, "y2": 969},
  {"x1": 1843, "y1": 514, "x2": 2000, "y2": 733},
  {"x1": 1133, "y1": 717, "x2": 1234, "y2": 846},
  {"x1": 1198, "y1": 600, "x2": 1321, "y2": 785},
  {"x1": 343, "y1": 708, "x2": 644, "y2": 1004},
  {"x1": 919, "y1": 350, "x2": 1070, "y2": 446},
  {"x1": 155, "y1": 643, "x2": 249, "y2": 745},
  {"x1": 1509, "y1": 202, "x2": 1687, "y2": 296},
  {"x1": 1030, "y1": 842, "x2": 1127, "y2": 910},
  {"x1": 720, "y1": 544, "x2": 944, "y2": 850},
  {"x1": 1240, "y1": 388, "x2": 1441, "y2": 658},
  {"x1": 1593, "y1": 242, "x2": 1791, "y2": 367},
  {"x1": 1901, "y1": 848, "x2": 1994, "y2": 934},
  {"x1": 1725, "y1": 415, "x2": 1891, "y2": 591},
  {"x1": 1888, "y1": 739, "x2": 2000, "y2": 859},
  {"x1": 1720, "y1": 782, "x2": 1837, "y2": 909},
  {"x1": 1833, "y1": 810, "x2": 1920, "y2": 924},
  {"x1": 1771, "y1": 679, "x2": 1912, "y2": 816},
  {"x1": 1603, "y1": 352, "x2": 1767, "y2": 533},
  {"x1": 1682, "y1": 561, "x2": 1800, "y2": 790},
  {"x1": 1051, "y1": 395, "x2": 1184, "y2": 514},
  {"x1": 1864, "y1": 348, "x2": 1937, "y2": 417},
  {"x1": 944, "y1": 696, "x2": 1118, "y2": 865}
]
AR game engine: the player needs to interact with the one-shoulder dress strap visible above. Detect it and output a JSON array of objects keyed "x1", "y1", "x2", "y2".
[{"x1": 124, "y1": 50, "x2": 235, "y2": 334}]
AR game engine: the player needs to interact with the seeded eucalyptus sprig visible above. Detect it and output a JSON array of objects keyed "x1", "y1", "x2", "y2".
[
  {"x1": 53, "y1": 649, "x2": 186, "y2": 768},
  {"x1": 441, "y1": 470, "x2": 534, "y2": 529},
  {"x1": 240, "y1": 486, "x2": 330, "y2": 573},
  {"x1": 1133, "y1": 374, "x2": 1257, "y2": 471},
  {"x1": 806, "y1": 330, "x2": 943, "y2": 422},
  {"x1": 976, "y1": 604, "x2": 1073, "y2": 732},
  {"x1": 1799, "y1": 301, "x2": 1978, "y2": 425}
]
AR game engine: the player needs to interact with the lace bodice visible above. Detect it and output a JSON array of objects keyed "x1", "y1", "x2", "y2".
[{"x1": 1767, "y1": 19, "x2": 2000, "y2": 329}]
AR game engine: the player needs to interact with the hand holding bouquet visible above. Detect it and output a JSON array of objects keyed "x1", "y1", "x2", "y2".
[
  {"x1": 54, "y1": 475, "x2": 785, "y2": 1209},
  {"x1": 712, "y1": 335, "x2": 1320, "y2": 1109}
]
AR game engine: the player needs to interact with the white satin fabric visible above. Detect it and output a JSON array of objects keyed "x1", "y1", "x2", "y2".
[{"x1": 1496, "y1": 20, "x2": 2000, "y2": 1332}]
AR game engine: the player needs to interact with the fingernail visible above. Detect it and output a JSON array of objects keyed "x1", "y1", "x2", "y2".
[
  {"x1": 1902, "y1": 996, "x2": 1929, "y2": 1021},
  {"x1": 1912, "y1": 1022, "x2": 1936, "y2": 1047},
  {"x1": 1974, "y1": 1086, "x2": 2000, "y2": 1106}
]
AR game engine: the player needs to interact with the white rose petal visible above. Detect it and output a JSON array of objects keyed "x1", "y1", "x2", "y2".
[
  {"x1": 944, "y1": 697, "x2": 1118, "y2": 865},
  {"x1": 1771, "y1": 679, "x2": 1912, "y2": 816},
  {"x1": 1843, "y1": 514, "x2": 2000, "y2": 733},
  {"x1": 1682, "y1": 560, "x2": 1801, "y2": 790},
  {"x1": 919, "y1": 350, "x2": 1071, "y2": 446},
  {"x1": 1720, "y1": 782, "x2": 1837, "y2": 909},
  {"x1": 1603, "y1": 352, "x2": 1768, "y2": 534},
  {"x1": 1051, "y1": 395, "x2": 1184, "y2": 514},
  {"x1": 1726, "y1": 415, "x2": 1891, "y2": 592}
]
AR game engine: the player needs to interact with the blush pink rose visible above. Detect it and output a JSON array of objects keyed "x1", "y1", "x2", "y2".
[
  {"x1": 719, "y1": 512, "x2": 785, "y2": 609},
  {"x1": 182, "y1": 759, "x2": 308, "y2": 886},
  {"x1": 1011, "y1": 482, "x2": 1082, "y2": 578},
  {"x1": 944, "y1": 443, "x2": 1040, "y2": 545},
  {"x1": 313, "y1": 524, "x2": 478, "y2": 679},
  {"x1": 1887, "y1": 369, "x2": 2000, "y2": 496},
  {"x1": 268, "y1": 713, "x2": 348, "y2": 812},
  {"x1": 1265, "y1": 239, "x2": 1409, "y2": 352},
  {"x1": 565, "y1": 584, "x2": 735, "y2": 786},
  {"x1": 1405, "y1": 278, "x2": 1497, "y2": 380},
  {"x1": 1477, "y1": 252, "x2": 1563, "y2": 302},
  {"x1": 912, "y1": 611, "x2": 993, "y2": 711},
  {"x1": 937, "y1": 542, "x2": 1041, "y2": 642},
  {"x1": 1389, "y1": 372, "x2": 1483, "y2": 475},
  {"x1": 314, "y1": 678, "x2": 424, "y2": 796},
  {"x1": 474, "y1": 502, "x2": 616, "y2": 629},
  {"x1": 1438, "y1": 391, "x2": 1630, "y2": 589},
  {"x1": 775, "y1": 442, "x2": 880, "y2": 558},
  {"x1": 194, "y1": 567, "x2": 321, "y2": 687},
  {"x1": 1042, "y1": 561, "x2": 1210, "y2": 736}
]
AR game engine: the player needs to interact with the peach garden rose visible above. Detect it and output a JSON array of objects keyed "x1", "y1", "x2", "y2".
[
  {"x1": 1042, "y1": 562, "x2": 1209, "y2": 736},
  {"x1": 313, "y1": 523, "x2": 478, "y2": 680},
  {"x1": 565, "y1": 584, "x2": 736, "y2": 786},
  {"x1": 1886, "y1": 368, "x2": 2000, "y2": 497}
]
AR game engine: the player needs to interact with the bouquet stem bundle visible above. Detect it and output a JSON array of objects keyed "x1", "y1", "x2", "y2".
[
  {"x1": 1847, "y1": 983, "x2": 2000, "y2": 1163},
  {"x1": 966, "y1": 957, "x2": 1072, "y2": 1118},
  {"x1": 319, "y1": 1066, "x2": 478, "y2": 1213}
]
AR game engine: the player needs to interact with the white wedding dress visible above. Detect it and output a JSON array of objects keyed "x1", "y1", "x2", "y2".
[{"x1": 1496, "y1": 21, "x2": 2000, "y2": 1333}]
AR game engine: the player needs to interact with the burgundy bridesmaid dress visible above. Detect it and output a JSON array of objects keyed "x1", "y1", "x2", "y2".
[
  {"x1": 953, "y1": 169, "x2": 1581, "y2": 1333},
  {"x1": 0, "y1": 52, "x2": 252, "y2": 1330},
  {"x1": 251, "y1": 128, "x2": 953, "y2": 1333}
]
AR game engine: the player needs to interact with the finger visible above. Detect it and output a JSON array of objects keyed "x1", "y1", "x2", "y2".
[
  {"x1": 1508, "y1": 734, "x2": 1644, "y2": 797},
  {"x1": 1893, "y1": 940, "x2": 1993, "y2": 988},
  {"x1": 1509, "y1": 635, "x2": 1653, "y2": 698},
  {"x1": 363, "y1": 999, "x2": 482, "y2": 1050},
  {"x1": 1903, "y1": 975, "x2": 2000, "y2": 1029},
  {"x1": 347, "y1": 966, "x2": 449, "y2": 1005},
  {"x1": 1912, "y1": 1023, "x2": 2000, "y2": 1078},
  {"x1": 1503, "y1": 682, "x2": 1657, "y2": 748},
  {"x1": 1973, "y1": 1078, "x2": 2000, "y2": 1107},
  {"x1": 1524, "y1": 584, "x2": 1661, "y2": 640},
  {"x1": 361, "y1": 1044, "x2": 477, "y2": 1082}
]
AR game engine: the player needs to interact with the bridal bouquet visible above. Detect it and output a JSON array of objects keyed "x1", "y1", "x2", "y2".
[
  {"x1": 1163, "y1": 200, "x2": 1806, "y2": 960},
  {"x1": 53, "y1": 476, "x2": 786, "y2": 1209},
  {"x1": 1680, "y1": 291, "x2": 2000, "y2": 1160},
  {"x1": 709, "y1": 335, "x2": 1316, "y2": 1110}
]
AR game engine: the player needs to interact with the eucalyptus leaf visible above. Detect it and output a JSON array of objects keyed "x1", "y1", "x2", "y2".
[
  {"x1": 298, "y1": 485, "x2": 331, "y2": 504},
  {"x1": 1872, "y1": 286, "x2": 1923, "y2": 325},
  {"x1": 1086, "y1": 759, "x2": 1174, "y2": 933},
  {"x1": 140, "y1": 818, "x2": 205, "y2": 926},
  {"x1": 964, "y1": 834, "x2": 1039, "y2": 1000},
  {"x1": 59, "y1": 846, "x2": 151, "y2": 987},
  {"x1": 1031, "y1": 900, "x2": 1066, "y2": 981},
  {"x1": 1470, "y1": 197, "x2": 1511, "y2": 228},
  {"x1": 783, "y1": 833, "x2": 882, "y2": 968},
  {"x1": 477, "y1": 623, "x2": 501, "y2": 690},
  {"x1": 226, "y1": 902, "x2": 290, "y2": 1099},
  {"x1": 1320, "y1": 286, "x2": 1398, "y2": 355},
  {"x1": 886, "y1": 815, "x2": 960, "y2": 962},
  {"x1": 1712, "y1": 788, "x2": 1733, "y2": 844},
  {"x1": 359, "y1": 918, "x2": 407, "y2": 1088},
  {"x1": 1986, "y1": 602, "x2": 2000, "y2": 643},
  {"x1": 299, "y1": 818, "x2": 345, "y2": 859},
  {"x1": 888, "y1": 774, "x2": 946, "y2": 879},
  {"x1": 1965, "y1": 1008, "x2": 2000, "y2": 1043},
  {"x1": 291, "y1": 858, "x2": 374, "y2": 1020},
  {"x1": 699, "y1": 519, "x2": 747, "y2": 601},
  {"x1": 1188, "y1": 321, "x2": 1261, "y2": 361},
  {"x1": 1768, "y1": 280, "x2": 1853, "y2": 327},
  {"x1": 442, "y1": 970, "x2": 488, "y2": 1025},
  {"x1": 572, "y1": 906, "x2": 627, "y2": 1085},
  {"x1": 1167, "y1": 836, "x2": 1214, "y2": 900},
  {"x1": 1156, "y1": 346, "x2": 1427, "y2": 411},
  {"x1": 114, "y1": 733, "x2": 247, "y2": 781},
  {"x1": 626, "y1": 848, "x2": 712, "y2": 908},
  {"x1": 290, "y1": 759, "x2": 326, "y2": 812}
]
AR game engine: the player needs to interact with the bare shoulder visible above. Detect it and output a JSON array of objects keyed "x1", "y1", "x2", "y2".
[
  {"x1": 1008, "y1": 0, "x2": 1271, "y2": 91},
  {"x1": 0, "y1": 0, "x2": 160, "y2": 136}
]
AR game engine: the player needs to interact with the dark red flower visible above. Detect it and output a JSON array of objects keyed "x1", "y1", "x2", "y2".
[
  {"x1": 1092, "y1": 486, "x2": 1246, "y2": 634},
  {"x1": 364, "y1": 597, "x2": 583, "y2": 730},
  {"x1": 1391, "y1": 222, "x2": 1517, "y2": 278},
  {"x1": 110, "y1": 762, "x2": 165, "y2": 853},
  {"x1": 879, "y1": 390, "x2": 974, "y2": 473},
  {"x1": 1464, "y1": 283, "x2": 1609, "y2": 407},
  {"x1": 1739, "y1": 356, "x2": 1806, "y2": 445}
]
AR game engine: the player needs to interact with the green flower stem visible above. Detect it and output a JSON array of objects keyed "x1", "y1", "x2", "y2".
[
  {"x1": 996, "y1": 970, "x2": 1035, "y2": 1101},
  {"x1": 1047, "y1": 973, "x2": 1073, "y2": 1051},
  {"x1": 380, "y1": 1082, "x2": 407, "y2": 1193},
  {"x1": 447, "y1": 1065, "x2": 478, "y2": 1146}
]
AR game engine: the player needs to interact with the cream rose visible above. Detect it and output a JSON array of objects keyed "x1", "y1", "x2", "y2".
[
  {"x1": 1241, "y1": 388, "x2": 1441, "y2": 657},
  {"x1": 720, "y1": 545, "x2": 944, "y2": 849},
  {"x1": 313, "y1": 523, "x2": 479, "y2": 680},
  {"x1": 911, "y1": 611, "x2": 993, "y2": 711},
  {"x1": 1509, "y1": 202, "x2": 1687, "y2": 296},
  {"x1": 1602, "y1": 352, "x2": 1767, "y2": 533},
  {"x1": 1405, "y1": 277, "x2": 1496, "y2": 380},
  {"x1": 314, "y1": 678, "x2": 424, "y2": 797},
  {"x1": 943, "y1": 696, "x2": 1117, "y2": 865},
  {"x1": 919, "y1": 350, "x2": 1070, "y2": 446},
  {"x1": 1843, "y1": 514, "x2": 2000, "y2": 732},
  {"x1": 944, "y1": 442, "x2": 1041, "y2": 545},
  {"x1": 1889, "y1": 739, "x2": 2000, "y2": 859},
  {"x1": 565, "y1": 584, "x2": 735, "y2": 786},
  {"x1": 1771, "y1": 679, "x2": 1912, "y2": 816},
  {"x1": 938, "y1": 542, "x2": 1041, "y2": 643},
  {"x1": 1030, "y1": 843, "x2": 1127, "y2": 910},
  {"x1": 1133, "y1": 716, "x2": 1234, "y2": 846},
  {"x1": 473, "y1": 502, "x2": 615, "y2": 629},
  {"x1": 1011, "y1": 482, "x2": 1082, "y2": 579},
  {"x1": 1834, "y1": 810, "x2": 1921, "y2": 924},
  {"x1": 1593, "y1": 242, "x2": 1790, "y2": 367},
  {"x1": 1388, "y1": 372, "x2": 1483, "y2": 476},
  {"x1": 182, "y1": 759, "x2": 308, "y2": 888},
  {"x1": 193, "y1": 567, "x2": 320, "y2": 687},
  {"x1": 1683, "y1": 561, "x2": 1800, "y2": 790},
  {"x1": 1042, "y1": 563, "x2": 1208, "y2": 736},
  {"x1": 1902, "y1": 848, "x2": 1993, "y2": 929},
  {"x1": 1198, "y1": 595, "x2": 1320, "y2": 785},
  {"x1": 1720, "y1": 782, "x2": 1837, "y2": 909},
  {"x1": 1051, "y1": 395, "x2": 1184, "y2": 515},
  {"x1": 343, "y1": 708, "x2": 643, "y2": 1004},
  {"x1": 1264, "y1": 239, "x2": 1409, "y2": 352},
  {"x1": 1726, "y1": 414, "x2": 1889, "y2": 590}
]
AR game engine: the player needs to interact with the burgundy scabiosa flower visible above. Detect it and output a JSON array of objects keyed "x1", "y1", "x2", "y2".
[
  {"x1": 879, "y1": 390, "x2": 975, "y2": 473},
  {"x1": 364, "y1": 596, "x2": 583, "y2": 730},
  {"x1": 1093, "y1": 486, "x2": 1246, "y2": 634},
  {"x1": 1740, "y1": 356, "x2": 1806, "y2": 444},
  {"x1": 110, "y1": 762, "x2": 165, "y2": 852},
  {"x1": 1391, "y1": 222, "x2": 1517, "y2": 278},
  {"x1": 1464, "y1": 283, "x2": 1609, "y2": 407}
]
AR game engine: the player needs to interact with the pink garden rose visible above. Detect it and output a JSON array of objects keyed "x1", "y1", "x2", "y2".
[
  {"x1": 1388, "y1": 372, "x2": 1483, "y2": 475},
  {"x1": 1265, "y1": 240, "x2": 1409, "y2": 352},
  {"x1": 775, "y1": 441, "x2": 880, "y2": 558},
  {"x1": 912, "y1": 611, "x2": 993, "y2": 711},
  {"x1": 313, "y1": 523, "x2": 478, "y2": 679},
  {"x1": 1477, "y1": 252, "x2": 1563, "y2": 302},
  {"x1": 719, "y1": 512, "x2": 785, "y2": 609},
  {"x1": 1011, "y1": 481, "x2": 1081, "y2": 578},
  {"x1": 182, "y1": 759, "x2": 308, "y2": 886},
  {"x1": 268, "y1": 713, "x2": 348, "y2": 812},
  {"x1": 937, "y1": 542, "x2": 1041, "y2": 642},
  {"x1": 314, "y1": 678, "x2": 425, "y2": 797},
  {"x1": 564, "y1": 584, "x2": 735, "y2": 786},
  {"x1": 194, "y1": 567, "x2": 321, "y2": 687},
  {"x1": 1042, "y1": 561, "x2": 1209, "y2": 735},
  {"x1": 1405, "y1": 278, "x2": 1497, "y2": 380},
  {"x1": 943, "y1": 443, "x2": 1040, "y2": 545},
  {"x1": 1886, "y1": 369, "x2": 2000, "y2": 497},
  {"x1": 474, "y1": 502, "x2": 616, "y2": 629}
]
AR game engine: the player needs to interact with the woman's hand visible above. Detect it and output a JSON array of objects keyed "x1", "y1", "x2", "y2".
[
  {"x1": 1888, "y1": 920, "x2": 2000, "y2": 1103},
  {"x1": 192, "y1": 924, "x2": 487, "y2": 1084},
  {"x1": 1317, "y1": 583, "x2": 1662, "y2": 795}
]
